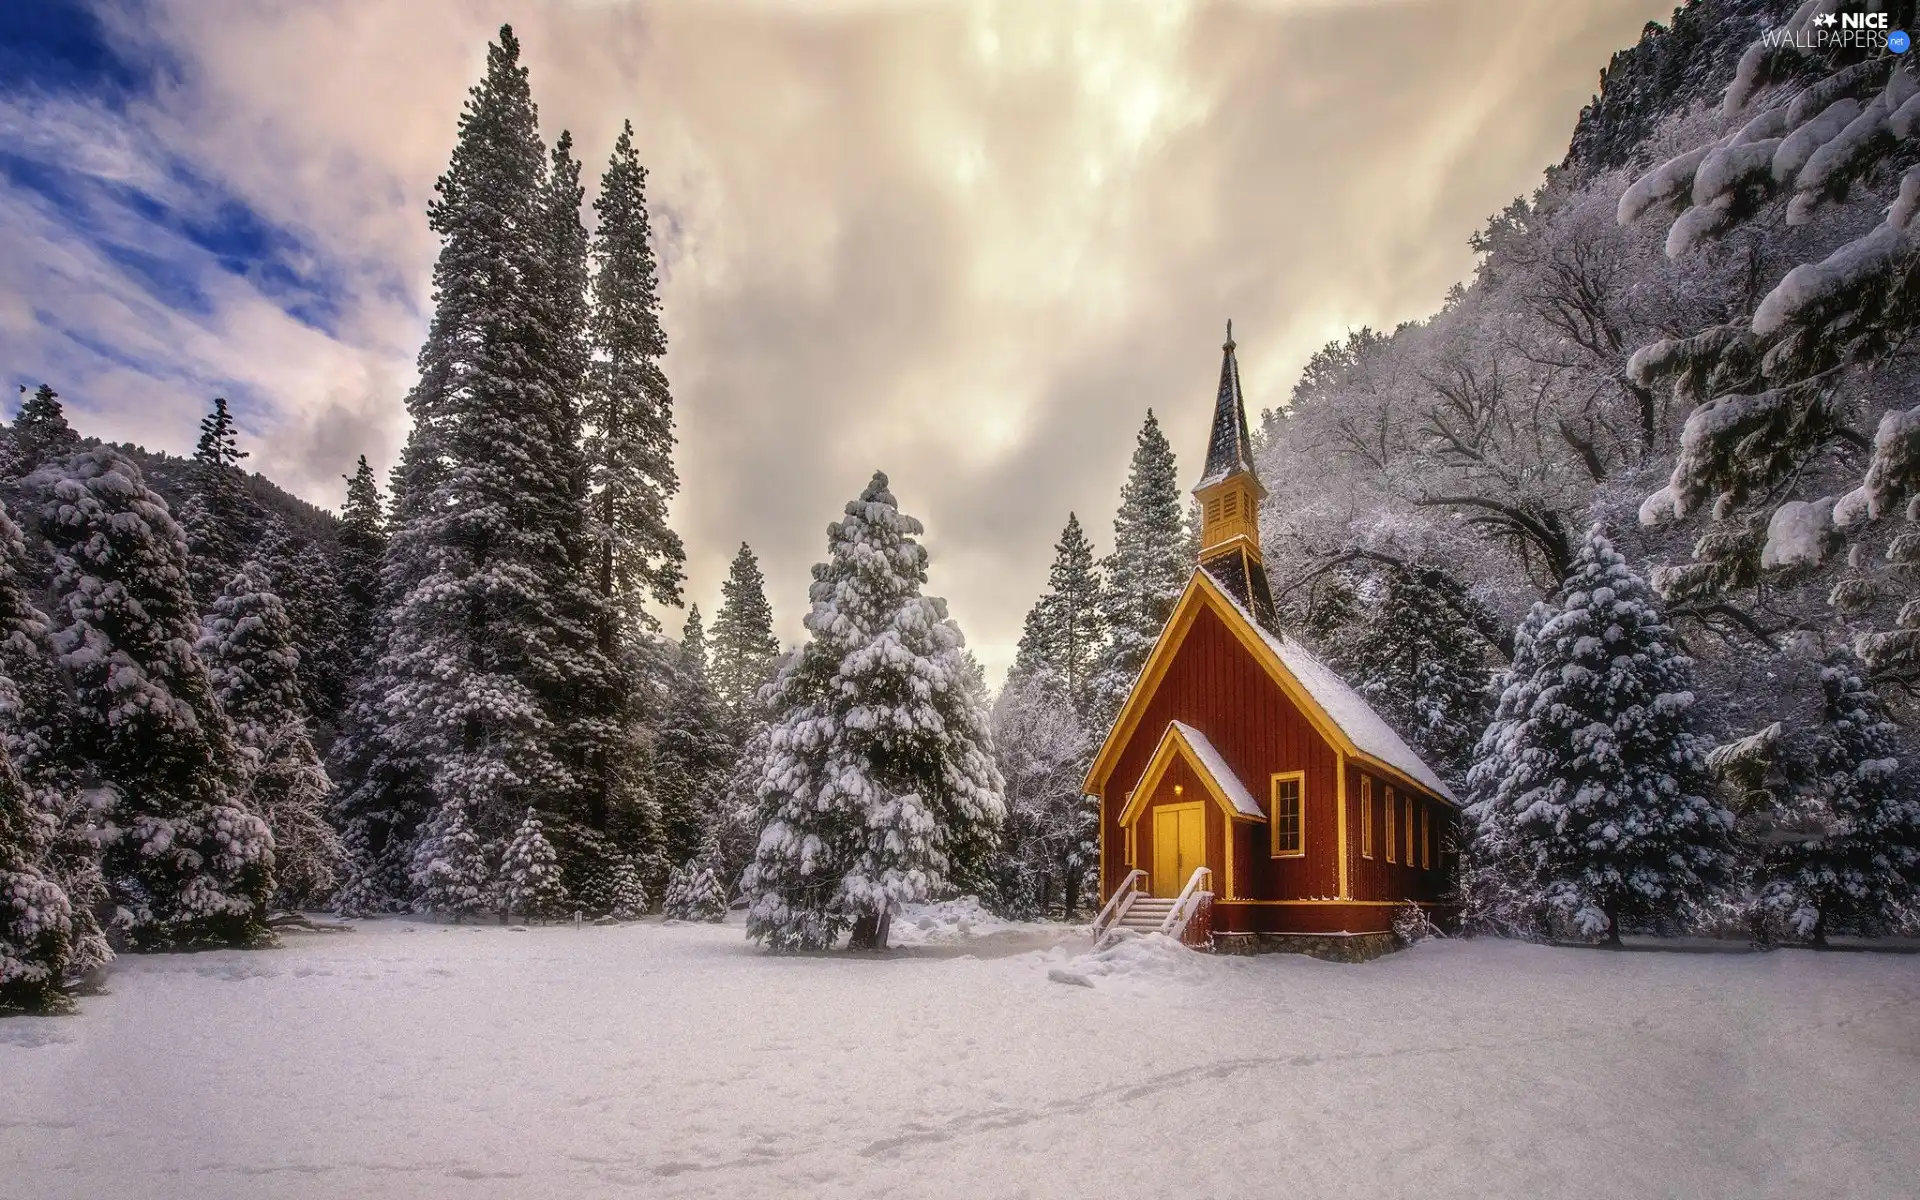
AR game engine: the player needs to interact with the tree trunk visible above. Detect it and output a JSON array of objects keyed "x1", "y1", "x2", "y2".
[
  {"x1": 1810, "y1": 910, "x2": 1830, "y2": 949},
  {"x1": 848, "y1": 908, "x2": 880, "y2": 950},
  {"x1": 1603, "y1": 908, "x2": 1622, "y2": 948}
]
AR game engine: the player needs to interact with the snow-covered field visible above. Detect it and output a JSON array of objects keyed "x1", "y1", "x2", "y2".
[{"x1": 4, "y1": 916, "x2": 1916, "y2": 1200}]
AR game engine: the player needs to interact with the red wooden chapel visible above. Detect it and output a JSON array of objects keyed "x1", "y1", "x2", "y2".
[{"x1": 1087, "y1": 325, "x2": 1459, "y2": 942}]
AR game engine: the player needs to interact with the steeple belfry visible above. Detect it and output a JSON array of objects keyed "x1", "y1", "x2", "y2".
[
  {"x1": 1193, "y1": 321, "x2": 1279, "y2": 630},
  {"x1": 1194, "y1": 320, "x2": 1264, "y2": 560}
]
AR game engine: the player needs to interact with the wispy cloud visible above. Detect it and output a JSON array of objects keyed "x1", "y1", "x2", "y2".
[{"x1": 0, "y1": 0, "x2": 1672, "y2": 681}]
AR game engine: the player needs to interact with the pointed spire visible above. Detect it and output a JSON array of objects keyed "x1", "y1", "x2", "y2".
[{"x1": 1198, "y1": 319, "x2": 1256, "y2": 489}]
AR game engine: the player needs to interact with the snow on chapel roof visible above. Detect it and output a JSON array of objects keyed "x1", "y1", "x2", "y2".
[
  {"x1": 1207, "y1": 579, "x2": 1458, "y2": 804},
  {"x1": 1166, "y1": 720, "x2": 1265, "y2": 819}
]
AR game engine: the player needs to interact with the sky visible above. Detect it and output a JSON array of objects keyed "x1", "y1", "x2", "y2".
[{"x1": 0, "y1": 0, "x2": 1676, "y2": 684}]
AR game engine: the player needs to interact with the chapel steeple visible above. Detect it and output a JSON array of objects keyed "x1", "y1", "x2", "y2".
[{"x1": 1193, "y1": 321, "x2": 1279, "y2": 630}]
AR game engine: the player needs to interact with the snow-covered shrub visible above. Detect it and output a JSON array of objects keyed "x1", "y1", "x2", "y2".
[
  {"x1": 409, "y1": 803, "x2": 490, "y2": 922},
  {"x1": 663, "y1": 859, "x2": 727, "y2": 922},
  {"x1": 1391, "y1": 902, "x2": 1444, "y2": 947},
  {"x1": 498, "y1": 808, "x2": 570, "y2": 924}
]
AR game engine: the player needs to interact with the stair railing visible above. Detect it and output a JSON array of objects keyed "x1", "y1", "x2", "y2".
[
  {"x1": 1160, "y1": 866, "x2": 1214, "y2": 943},
  {"x1": 1091, "y1": 869, "x2": 1146, "y2": 941}
]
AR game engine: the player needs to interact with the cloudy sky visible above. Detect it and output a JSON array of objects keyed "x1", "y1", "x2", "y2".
[{"x1": 0, "y1": 0, "x2": 1673, "y2": 682}]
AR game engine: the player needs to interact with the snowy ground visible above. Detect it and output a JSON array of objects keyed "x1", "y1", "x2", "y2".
[{"x1": 4, "y1": 915, "x2": 1917, "y2": 1200}]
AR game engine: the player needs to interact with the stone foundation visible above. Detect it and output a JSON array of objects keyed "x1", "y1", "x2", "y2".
[{"x1": 1209, "y1": 930, "x2": 1400, "y2": 963}]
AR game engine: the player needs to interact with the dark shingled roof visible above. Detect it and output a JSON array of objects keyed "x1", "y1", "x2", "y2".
[
  {"x1": 1201, "y1": 546, "x2": 1279, "y2": 636},
  {"x1": 1198, "y1": 321, "x2": 1257, "y2": 489}
]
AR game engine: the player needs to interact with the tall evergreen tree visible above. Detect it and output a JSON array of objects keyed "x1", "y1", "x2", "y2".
[
  {"x1": 1466, "y1": 528, "x2": 1734, "y2": 943},
  {"x1": 0, "y1": 720, "x2": 69, "y2": 1012},
  {"x1": 179, "y1": 396, "x2": 262, "y2": 605},
  {"x1": 987, "y1": 666, "x2": 1094, "y2": 918},
  {"x1": 336, "y1": 456, "x2": 387, "y2": 663},
  {"x1": 0, "y1": 499, "x2": 107, "y2": 979},
  {"x1": 255, "y1": 521, "x2": 350, "y2": 729},
  {"x1": 654, "y1": 605, "x2": 732, "y2": 871},
  {"x1": 1010, "y1": 512, "x2": 1103, "y2": 713},
  {"x1": 199, "y1": 562, "x2": 342, "y2": 911},
  {"x1": 585, "y1": 118, "x2": 684, "y2": 642},
  {"x1": 1339, "y1": 564, "x2": 1492, "y2": 787},
  {"x1": 5, "y1": 384, "x2": 82, "y2": 480},
  {"x1": 1753, "y1": 651, "x2": 1920, "y2": 943},
  {"x1": 709, "y1": 542, "x2": 779, "y2": 734},
  {"x1": 498, "y1": 806, "x2": 569, "y2": 923},
  {"x1": 743, "y1": 473, "x2": 1005, "y2": 951},
  {"x1": 44, "y1": 449, "x2": 271, "y2": 949},
  {"x1": 378, "y1": 26, "x2": 618, "y2": 861},
  {"x1": 1090, "y1": 411, "x2": 1189, "y2": 725}
]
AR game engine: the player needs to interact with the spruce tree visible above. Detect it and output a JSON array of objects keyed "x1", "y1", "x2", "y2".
[
  {"x1": 0, "y1": 499, "x2": 107, "y2": 979},
  {"x1": 987, "y1": 665, "x2": 1094, "y2": 918},
  {"x1": 663, "y1": 855, "x2": 727, "y2": 921},
  {"x1": 380, "y1": 26, "x2": 619, "y2": 853},
  {"x1": 1010, "y1": 513, "x2": 1104, "y2": 715},
  {"x1": 5, "y1": 384, "x2": 82, "y2": 480},
  {"x1": 654, "y1": 605, "x2": 732, "y2": 871},
  {"x1": 256, "y1": 521, "x2": 350, "y2": 729},
  {"x1": 1754, "y1": 651, "x2": 1920, "y2": 943},
  {"x1": 179, "y1": 396, "x2": 262, "y2": 605},
  {"x1": 1090, "y1": 411, "x2": 1189, "y2": 725},
  {"x1": 199, "y1": 562, "x2": 342, "y2": 911},
  {"x1": 337, "y1": 456, "x2": 387, "y2": 658},
  {"x1": 1466, "y1": 528, "x2": 1733, "y2": 943},
  {"x1": 585, "y1": 118, "x2": 684, "y2": 643},
  {"x1": 408, "y1": 801, "x2": 490, "y2": 921},
  {"x1": 1, "y1": 728, "x2": 70, "y2": 1012},
  {"x1": 499, "y1": 807, "x2": 569, "y2": 922},
  {"x1": 709, "y1": 542, "x2": 779, "y2": 734},
  {"x1": 743, "y1": 472, "x2": 1005, "y2": 951},
  {"x1": 44, "y1": 448, "x2": 271, "y2": 949},
  {"x1": 604, "y1": 853, "x2": 650, "y2": 919},
  {"x1": 1342, "y1": 564, "x2": 1491, "y2": 786}
]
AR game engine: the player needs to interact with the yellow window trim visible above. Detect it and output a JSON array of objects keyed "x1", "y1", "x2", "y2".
[
  {"x1": 1082, "y1": 569, "x2": 1451, "y2": 811},
  {"x1": 1335, "y1": 751, "x2": 1349, "y2": 899},
  {"x1": 1359, "y1": 775, "x2": 1374, "y2": 860},
  {"x1": 1269, "y1": 770, "x2": 1306, "y2": 859},
  {"x1": 1385, "y1": 786, "x2": 1397, "y2": 865},
  {"x1": 1405, "y1": 793, "x2": 1415, "y2": 867}
]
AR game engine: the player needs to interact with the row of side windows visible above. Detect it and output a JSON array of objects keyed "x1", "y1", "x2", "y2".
[{"x1": 1357, "y1": 775, "x2": 1431, "y2": 869}]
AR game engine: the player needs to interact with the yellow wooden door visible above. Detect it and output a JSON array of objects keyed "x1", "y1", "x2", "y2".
[{"x1": 1151, "y1": 803, "x2": 1205, "y2": 898}]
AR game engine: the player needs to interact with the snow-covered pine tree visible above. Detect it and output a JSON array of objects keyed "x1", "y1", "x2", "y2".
[
  {"x1": 1467, "y1": 527, "x2": 1734, "y2": 943},
  {"x1": 408, "y1": 801, "x2": 490, "y2": 921},
  {"x1": 743, "y1": 472, "x2": 1005, "y2": 951},
  {"x1": 604, "y1": 852, "x2": 649, "y2": 919},
  {"x1": 663, "y1": 854, "x2": 727, "y2": 922},
  {"x1": 585, "y1": 118, "x2": 684, "y2": 645},
  {"x1": 987, "y1": 665, "x2": 1094, "y2": 918},
  {"x1": 654, "y1": 605, "x2": 733, "y2": 871},
  {"x1": 44, "y1": 448, "x2": 271, "y2": 949},
  {"x1": 709, "y1": 542, "x2": 780, "y2": 736},
  {"x1": 1753, "y1": 649, "x2": 1920, "y2": 943},
  {"x1": 0, "y1": 498, "x2": 108, "y2": 980},
  {"x1": 1341, "y1": 563, "x2": 1493, "y2": 786},
  {"x1": 178, "y1": 396, "x2": 262, "y2": 606},
  {"x1": 1462, "y1": 600, "x2": 1554, "y2": 938},
  {"x1": 5, "y1": 384, "x2": 82, "y2": 480},
  {"x1": 255, "y1": 520, "x2": 351, "y2": 730},
  {"x1": 1090, "y1": 411, "x2": 1190, "y2": 726},
  {"x1": 199, "y1": 561, "x2": 342, "y2": 911},
  {"x1": 379, "y1": 27, "x2": 619, "y2": 856},
  {"x1": 1010, "y1": 512, "x2": 1104, "y2": 716},
  {"x1": 498, "y1": 807, "x2": 570, "y2": 923},
  {"x1": 0, "y1": 721, "x2": 70, "y2": 1012}
]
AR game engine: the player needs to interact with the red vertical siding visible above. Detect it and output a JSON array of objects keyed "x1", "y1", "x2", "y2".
[{"x1": 1098, "y1": 605, "x2": 1340, "y2": 902}]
